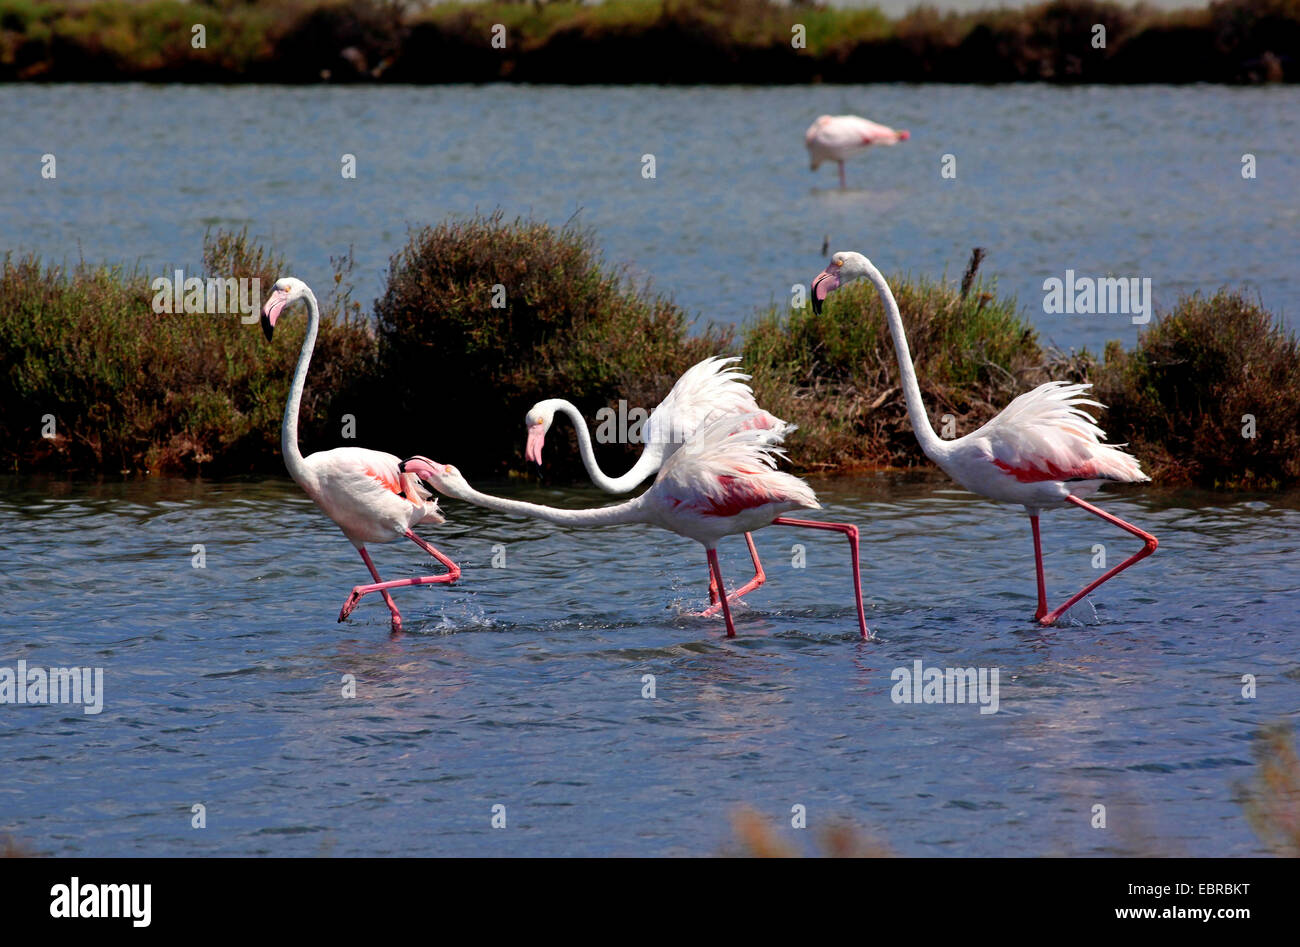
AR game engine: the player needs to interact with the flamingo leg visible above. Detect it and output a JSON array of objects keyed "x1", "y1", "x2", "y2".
[
  {"x1": 340, "y1": 547, "x2": 404, "y2": 631},
  {"x1": 1038, "y1": 496, "x2": 1158, "y2": 626},
  {"x1": 1030, "y1": 514, "x2": 1048, "y2": 622},
  {"x1": 771, "y1": 517, "x2": 869, "y2": 640},
  {"x1": 706, "y1": 547, "x2": 737, "y2": 638},
  {"x1": 702, "y1": 533, "x2": 765, "y2": 616},
  {"x1": 338, "y1": 532, "x2": 460, "y2": 629}
]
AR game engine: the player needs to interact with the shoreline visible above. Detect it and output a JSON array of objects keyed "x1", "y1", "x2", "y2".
[{"x1": 1, "y1": 0, "x2": 1296, "y2": 86}]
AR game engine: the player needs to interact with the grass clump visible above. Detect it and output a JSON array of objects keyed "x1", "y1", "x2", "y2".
[
  {"x1": 1237, "y1": 723, "x2": 1300, "y2": 856},
  {"x1": 1094, "y1": 289, "x2": 1300, "y2": 488},
  {"x1": 741, "y1": 260, "x2": 1057, "y2": 472},
  {"x1": 0, "y1": 229, "x2": 373, "y2": 474},
  {"x1": 371, "y1": 210, "x2": 732, "y2": 479}
]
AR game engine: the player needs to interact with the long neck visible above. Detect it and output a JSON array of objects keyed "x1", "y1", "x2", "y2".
[
  {"x1": 553, "y1": 400, "x2": 663, "y2": 493},
  {"x1": 448, "y1": 481, "x2": 648, "y2": 528},
  {"x1": 281, "y1": 289, "x2": 319, "y2": 485},
  {"x1": 860, "y1": 261, "x2": 946, "y2": 461}
]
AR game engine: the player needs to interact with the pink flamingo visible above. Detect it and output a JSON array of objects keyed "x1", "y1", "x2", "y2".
[
  {"x1": 524, "y1": 356, "x2": 784, "y2": 615},
  {"x1": 811, "y1": 252, "x2": 1157, "y2": 625},
  {"x1": 403, "y1": 414, "x2": 869, "y2": 639},
  {"x1": 261, "y1": 277, "x2": 458, "y2": 634},
  {"x1": 805, "y1": 115, "x2": 910, "y2": 189}
]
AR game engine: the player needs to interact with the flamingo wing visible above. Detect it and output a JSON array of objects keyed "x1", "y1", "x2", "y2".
[
  {"x1": 972, "y1": 382, "x2": 1148, "y2": 484},
  {"x1": 653, "y1": 414, "x2": 819, "y2": 517},
  {"x1": 644, "y1": 356, "x2": 778, "y2": 447}
]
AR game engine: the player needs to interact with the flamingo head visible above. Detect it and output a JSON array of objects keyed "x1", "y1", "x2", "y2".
[
  {"x1": 398, "y1": 456, "x2": 470, "y2": 500},
  {"x1": 260, "y1": 277, "x2": 309, "y2": 342},
  {"x1": 523, "y1": 400, "x2": 559, "y2": 466},
  {"x1": 811, "y1": 251, "x2": 872, "y2": 314}
]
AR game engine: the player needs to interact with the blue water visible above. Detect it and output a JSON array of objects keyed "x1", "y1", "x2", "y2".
[
  {"x1": 1, "y1": 82, "x2": 1297, "y2": 856},
  {"x1": 1, "y1": 474, "x2": 1296, "y2": 855},
  {"x1": 1, "y1": 84, "x2": 1297, "y2": 355}
]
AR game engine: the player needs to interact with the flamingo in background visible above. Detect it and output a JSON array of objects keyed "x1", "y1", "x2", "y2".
[
  {"x1": 524, "y1": 356, "x2": 784, "y2": 615},
  {"x1": 805, "y1": 115, "x2": 910, "y2": 189},
  {"x1": 811, "y1": 252, "x2": 1157, "y2": 625},
  {"x1": 405, "y1": 414, "x2": 869, "y2": 640},
  {"x1": 261, "y1": 277, "x2": 458, "y2": 634}
]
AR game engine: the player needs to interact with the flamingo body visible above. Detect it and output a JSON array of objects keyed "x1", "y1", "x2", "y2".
[
  {"x1": 297, "y1": 447, "x2": 444, "y2": 547},
  {"x1": 811, "y1": 252, "x2": 1157, "y2": 624},
  {"x1": 525, "y1": 355, "x2": 786, "y2": 610},
  {"x1": 404, "y1": 413, "x2": 868, "y2": 639},
  {"x1": 939, "y1": 382, "x2": 1149, "y2": 511},
  {"x1": 261, "y1": 277, "x2": 458, "y2": 633},
  {"x1": 805, "y1": 114, "x2": 910, "y2": 187}
]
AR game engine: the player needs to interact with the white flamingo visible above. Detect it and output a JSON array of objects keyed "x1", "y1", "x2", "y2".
[
  {"x1": 811, "y1": 252, "x2": 1158, "y2": 625},
  {"x1": 805, "y1": 115, "x2": 910, "y2": 189},
  {"x1": 405, "y1": 414, "x2": 869, "y2": 639},
  {"x1": 261, "y1": 277, "x2": 458, "y2": 634},
  {"x1": 524, "y1": 356, "x2": 784, "y2": 613}
]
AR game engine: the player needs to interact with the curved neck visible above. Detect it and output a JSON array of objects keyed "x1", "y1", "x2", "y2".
[
  {"x1": 447, "y1": 481, "x2": 647, "y2": 528},
  {"x1": 552, "y1": 400, "x2": 664, "y2": 493},
  {"x1": 860, "y1": 262, "x2": 946, "y2": 461},
  {"x1": 281, "y1": 289, "x2": 319, "y2": 485}
]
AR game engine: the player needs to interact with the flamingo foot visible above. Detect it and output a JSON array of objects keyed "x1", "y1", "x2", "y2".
[
  {"x1": 699, "y1": 533, "x2": 765, "y2": 618},
  {"x1": 339, "y1": 587, "x2": 365, "y2": 622}
]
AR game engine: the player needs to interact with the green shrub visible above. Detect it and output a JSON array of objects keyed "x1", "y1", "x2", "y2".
[
  {"x1": 741, "y1": 266, "x2": 1056, "y2": 471},
  {"x1": 0, "y1": 229, "x2": 374, "y2": 474},
  {"x1": 1095, "y1": 290, "x2": 1300, "y2": 487},
  {"x1": 370, "y1": 210, "x2": 732, "y2": 479}
]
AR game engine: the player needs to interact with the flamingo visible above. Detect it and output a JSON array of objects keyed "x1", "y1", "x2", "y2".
[
  {"x1": 524, "y1": 356, "x2": 784, "y2": 615},
  {"x1": 260, "y1": 277, "x2": 458, "y2": 634},
  {"x1": 403, "y1": 413, "x2": 869, "y2": 640},
  {"x1": 810, "y1": 252, "x2": 1158, "y2": 626},
  {"x1": 805, "y1": 115, "x2": 910, "y2": 189}
]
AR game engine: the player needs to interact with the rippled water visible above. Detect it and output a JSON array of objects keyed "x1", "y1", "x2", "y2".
[
  {"x1": 1, "y1": 83, "x2": 1297, "y2": 354},
  {"x1": 2, "y1": 474, "x2": 1296, "y2": 856},
  {"x1": 2, "y1": 82, "x2": 1297, "y2": 855}
]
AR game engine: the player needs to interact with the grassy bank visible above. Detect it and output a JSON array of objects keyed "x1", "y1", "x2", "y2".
[
  {"x1": 0, "y1": 0, "x2": 1296, "y2": 84},
  {"x1": 0, "y1": 230, "x2": 371, "y2": 473},
  {"x1": 0, "y1": 216, "x2": 1296, "y2": 488}
]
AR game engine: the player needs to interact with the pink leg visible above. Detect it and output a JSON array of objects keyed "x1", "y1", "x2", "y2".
[
  {"x1": 1038, "y1": 496, "x2": 1158, "y2": 626},
  {"x1": 706, "y1": 548, "x2": 736, "y2": 638},
  {"x1": 1030, "y1": 514, "x2": 1048, "y2": 623},
  {"x1": 838, "y1": 161, "x2": 846, "y2": 189},
  {"x1": 772, "y1": 517, "x2": 870, "y2": 640},
  {"x1": 342, "y1": 547, "x2": 404, "y2": 632},
  {"x1": 703, "y1": 533, "x2": 765, "y2": 616},
  {"x1": 338, "y1": 532, "x2": 460, "y2": 630}
]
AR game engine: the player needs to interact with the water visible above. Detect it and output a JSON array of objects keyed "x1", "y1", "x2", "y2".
[
  {"x1": 2, "y1": 84, "x2": 1297, "y2": 354},
  {"x1": 1, "y1": 474, "x2": 1297, "y2": 856},
  {"x1": 1, "y1": 82, "x2": 1297, "y2": 856}
]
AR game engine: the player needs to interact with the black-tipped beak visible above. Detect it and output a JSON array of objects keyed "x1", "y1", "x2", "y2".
[
  {"x1": 397, "y1": 459, "x2": 408, "y2": 473},
  {"x1": 260, "y1": 310, "x2": 274, "y2": 342},
  {"x1": 811, "y1": 295, "x2": 823, "y2": 315}
]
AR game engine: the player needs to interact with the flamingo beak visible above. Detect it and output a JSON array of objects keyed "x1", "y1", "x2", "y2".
[
  {"x1": 524, "y1": 423, "x2": 546, "y2": 466},
  {"x1": 398, "y1": 455, "x2": 446, "y2": 480},
  {"x1": 811, "y1": 267, "x2": 840, "y2": 315},
  {"x1": 261, "y1": 289, "x2": 291, "y2": 342}
]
